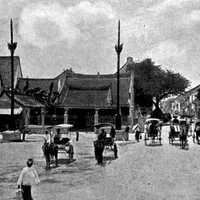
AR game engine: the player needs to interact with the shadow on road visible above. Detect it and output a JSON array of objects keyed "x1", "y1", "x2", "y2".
[{"x1": 145, "y1": 143, "x2": 163, "y2": 147}]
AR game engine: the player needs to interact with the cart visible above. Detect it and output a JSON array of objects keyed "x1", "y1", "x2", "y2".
[
  {"x1": 42, "y1": 123, "x2": 74, "y2": 169},
  {"x1": 94, "y1": 123, "x2": 118, "y2": 164},
  {"x1": 144, "y1": 118, "x2": 162, "y2": 145}
]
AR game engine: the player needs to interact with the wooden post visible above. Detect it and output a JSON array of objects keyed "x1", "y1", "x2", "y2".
[
  {"x1": 8, "y1": 19, "x2": 17, "y2": 130},
  {"x1": 115, "y1": 20, "x2": 123, "y2": 130},
  {"x1": 25, "y1": 108, "x2": 30, "y2": 125},
  {"x1": 94, "y1": 109, "x2": 99, "y2": 125},
  {"x1": 64, "y1": 108, "x2": 69, "y2": 124}
]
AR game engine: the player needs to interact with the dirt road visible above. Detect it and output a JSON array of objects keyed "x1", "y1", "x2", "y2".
[{"x1": 1, "y1": 127, "x2": 200, "y2": 200}]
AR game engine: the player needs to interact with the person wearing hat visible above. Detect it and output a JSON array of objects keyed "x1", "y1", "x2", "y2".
[{"x1": 17, "y1": 158, "x2": 40, "y2": 200}]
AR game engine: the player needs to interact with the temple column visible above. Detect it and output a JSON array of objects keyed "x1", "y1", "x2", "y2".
[
  {"x1": 94, "y1": 109, "x2": 99, "y2": 125},
  {"x1": 25, "y1": 108, "x2": 30, "y2": 125},
  {"x1": 40, "y1": 107, "x2": 45, "y2": 134},
  {"x1": 41, "y1": 107, "x2": 45, "y2": 126},
  {"x1": 64, "y1": 108, "x2": 69, "y2": 124}
]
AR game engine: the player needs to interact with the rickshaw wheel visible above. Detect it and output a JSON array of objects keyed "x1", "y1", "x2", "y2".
[{"x1": 114, "y1": 143, "x2": 118, "y2": 158}]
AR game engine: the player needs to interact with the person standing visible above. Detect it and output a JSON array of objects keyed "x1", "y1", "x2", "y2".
[
  {"x1": 17, "y1": 158, "x2": 40, "y2": 200},
  {"x1": 44, "y1": 130, "x2": 51, "y2": 144}
]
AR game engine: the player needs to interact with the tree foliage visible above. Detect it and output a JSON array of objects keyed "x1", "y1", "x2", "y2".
[
  {"x1": 196, "y1": 88, "x2": 200, "y2": 101},
  {"x1": 134, "y1": 58, "x2": 190, "y2": 115}
]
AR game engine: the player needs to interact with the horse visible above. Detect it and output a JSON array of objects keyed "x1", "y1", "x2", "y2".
[{"x1": 42, "y1": 142, "x2": 58, "y2": 169}]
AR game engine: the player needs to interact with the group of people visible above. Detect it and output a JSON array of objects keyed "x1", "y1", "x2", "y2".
[{"x1": 16, "y1": 128, "x2": 75, "y2": 200}]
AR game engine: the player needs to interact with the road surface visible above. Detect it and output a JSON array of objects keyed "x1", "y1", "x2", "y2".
[{"x1": 1, "y1": 126, "x2": 200, "y2": 200}]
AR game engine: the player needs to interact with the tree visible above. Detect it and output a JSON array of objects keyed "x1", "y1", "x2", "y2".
[
  {"x1": 134, "y1": 58, "x2": 190, "y2": 118},
  {"x1": 196, "y1": 88, "x2": 200, "y2": 101}
]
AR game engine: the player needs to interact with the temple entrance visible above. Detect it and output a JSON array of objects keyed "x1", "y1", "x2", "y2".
[{"x1": 68, "y1": 109, "x2": 94, "y2": 131}]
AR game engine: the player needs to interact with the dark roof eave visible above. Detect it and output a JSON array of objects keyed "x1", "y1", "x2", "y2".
[{"x1": 56, "y1": 104, "x2": 129, "y2": 109}]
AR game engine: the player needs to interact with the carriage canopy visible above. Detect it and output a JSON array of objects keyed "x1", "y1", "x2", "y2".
[{"x1": 94, "y1": 123, "x2": 114, "y2": 129}]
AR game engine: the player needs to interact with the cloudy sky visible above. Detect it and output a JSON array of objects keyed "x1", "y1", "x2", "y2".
[{"x1": 0, "y1": 0, "x2": 200, "y2": 87}]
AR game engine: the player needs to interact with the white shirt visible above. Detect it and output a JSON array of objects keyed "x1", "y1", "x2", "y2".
[
  {"x1": 17, "y1": 166, "x2": 40, "y2": 186},
  {"x1": 44, "y1": 133, "x2": 51, "y2": 144}
]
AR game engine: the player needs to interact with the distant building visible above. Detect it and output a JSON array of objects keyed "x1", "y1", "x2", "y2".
[
  {"x1": 163, "y1": 85, "x2": 200, "y2": 118},
  {"x1": 0, "y1": 56, "x2": 155, "y2": 131},
  {"x1": 0, "y1": 56, "x2": 44, "y2": 130},
  {"x1": 17, "y1": 70, "x2": 130, "y2": 131}
]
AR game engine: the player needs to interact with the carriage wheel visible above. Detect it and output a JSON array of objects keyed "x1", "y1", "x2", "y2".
[
  {"x1": 192, "y1": 134, "x2": 195, "y2": 143},
  {"x1": 114, "y1": 143, "x2": 118, "y2": 159},
  {"x1": 159, "y1": 137, "x2": 162, "y2": 145}
]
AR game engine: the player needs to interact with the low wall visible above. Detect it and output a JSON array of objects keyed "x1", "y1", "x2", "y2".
[
  {"x1": 2, "y1": 130, "x2": 21, "y2": 141},
  {"x1": 115, "y1": 130, "x2": 129, "y2": 141},
  {"x1": 24, "y1": 125, "x2": 50, "y2": 135}
]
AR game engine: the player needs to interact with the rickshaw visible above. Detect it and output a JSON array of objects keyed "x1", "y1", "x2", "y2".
[
  {"x1": 94, "y1": 123, "x2": 118, "y2": 164},
  {"x1": 169, "y1": 119, "x2": 181, "y2": 144},
  {"x1": 144, "y1": 118, "x2": 162, "y2": 145},
  {"x1": 169, "y1": 119, "x2": 188, "y2": 148},
  {"x1": 42, "y1": 123, "x2": 74, "y2": 169}
]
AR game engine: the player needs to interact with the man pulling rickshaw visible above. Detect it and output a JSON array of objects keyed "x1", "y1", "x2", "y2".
[
  {"x1": 42, "y1": 124, "x2": 74, "y2": 169},
  {"x1": 144, "y1": 118, "x2": 162, "y2": 145},
  {"x1": 93, "y1": 123, "x2": 118, "y2": 165},
  {"x1": 169, "y1": 117, "x2": 188, "y2": 148}
]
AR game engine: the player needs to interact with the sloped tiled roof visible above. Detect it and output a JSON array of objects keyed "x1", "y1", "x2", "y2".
[
  {"x1": 16, "y1": 78, "x2": 58, "y2": 93},
  {"x1": 64, "y1": 86, "x2": 110, "y2": 108},
  {"x1": 0, "y1": 92, "x2": 20, "y2": 108},
  {"x1": 14, "y1": 94, "x2": 44, "y2": 108},
  {"x1": 0, "y1": 56, "x2": 22, "y2": 88},
  {"x1": 0, "y1": 92, "x2": 44, "y2": 109},
  {"x1": 59, "y1": 73, "x2": 130, "y2": 108}
]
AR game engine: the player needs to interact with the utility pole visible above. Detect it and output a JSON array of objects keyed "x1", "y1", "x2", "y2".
[
  {"x1": 115, "y1": 20, "x2": 123, "y2": 130},
  {"x1": 8, "y1": 19, "x2": 17, "y2": 130}
]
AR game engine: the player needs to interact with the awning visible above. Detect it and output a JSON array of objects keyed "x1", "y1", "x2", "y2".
[{"x1": 0, "y1": 107, "x2": 23, "y2": 115}]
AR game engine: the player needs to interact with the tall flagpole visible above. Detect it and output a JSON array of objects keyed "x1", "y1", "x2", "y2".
[
  {"x1": 8, "y1": 19, "x2": 17, "y2": 130},
  {"x1": 115, "y1": 20, "x2": 123, "y2": 130}
]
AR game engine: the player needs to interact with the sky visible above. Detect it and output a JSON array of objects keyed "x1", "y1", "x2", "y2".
[{"x1": 0, "y1": 0, "x2": 200, "y2": 87}]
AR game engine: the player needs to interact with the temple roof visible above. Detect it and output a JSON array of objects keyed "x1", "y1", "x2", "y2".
[
  {"x1": 16, "y1": 78, "x2": 58, "y2": 93},
  {"x1": 0, "y1": 92, "x2": 44, "y2": 109},
  {"x1": 0, "y1": 56, "x2": 22, "y2": 89},
  {"x1": 14, "y1": 94, "x2": 44, "y2": 108},
  {"x1": 59, "y1": 73, "x2": 130, "y2": 108},
  {"x1": 0, "y1": 92, "x2": 20, "y2": 109},
  {"x1": 16, "y1": 70, "x2": 130, "y2": 109}
]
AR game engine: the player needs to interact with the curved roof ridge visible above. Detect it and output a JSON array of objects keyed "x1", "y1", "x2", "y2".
[{"x1": 67, "y1": 73, "x2": 130, "y2": 79}]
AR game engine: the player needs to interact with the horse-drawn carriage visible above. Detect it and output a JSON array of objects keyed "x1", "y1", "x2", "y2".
[
  {"x1": 42, "y1": 124, "x2": 74, "y2": 169},
  {"x1": 93, "y1": 123, "x2": 118, "y2": 164},
  {"x1": 144, "y1": 118, "x2": 162, "y2": 145},
  {"x1": 169, "y1": 119, "x2": 188, "y2": 148}
]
